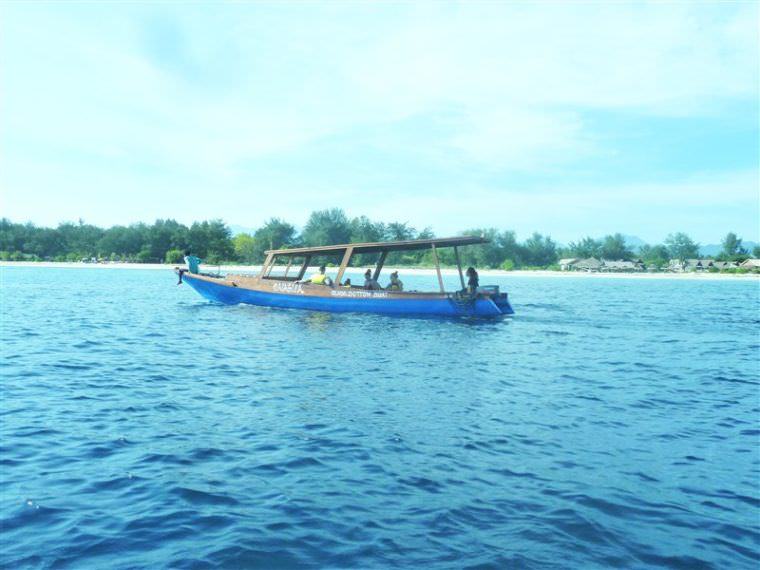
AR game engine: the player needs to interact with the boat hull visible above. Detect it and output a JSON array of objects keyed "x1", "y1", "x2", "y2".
[{"x1": 181, "y1": 273, "x2": 513, "y2": 318}]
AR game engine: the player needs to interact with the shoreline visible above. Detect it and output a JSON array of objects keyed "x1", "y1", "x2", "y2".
[{"x1": 1, "y1": 261, "x2": 757, "y2": 280}]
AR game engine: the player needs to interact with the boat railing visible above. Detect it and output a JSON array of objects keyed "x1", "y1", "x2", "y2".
[{"x1": 478, "y1": 285, "x2": 500, "y2": 296}]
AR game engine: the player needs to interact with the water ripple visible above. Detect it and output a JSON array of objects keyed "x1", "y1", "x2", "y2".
[{"x1": 1, "y1": 268, "x2": 758, "y2": 569}]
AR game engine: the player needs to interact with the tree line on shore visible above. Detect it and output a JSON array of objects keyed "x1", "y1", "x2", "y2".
[{"x1": 1, "y1": 210, "x2": 757, "y2": 269}]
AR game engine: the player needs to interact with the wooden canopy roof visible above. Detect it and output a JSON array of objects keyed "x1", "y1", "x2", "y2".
[{"x1": 265, "y1": 236, "x2": 489, "y2": 257}]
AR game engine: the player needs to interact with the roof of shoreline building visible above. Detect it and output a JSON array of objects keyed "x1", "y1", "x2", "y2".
[
  {"x1": 603, "y1": 260, "x2": 637, "y2": 268},
  {"x1": 574, "y1": 258, "x2": 602, "y2": 267},
  {"x1": 685, "y1": 259, "x2": 715, "y2": 266}
]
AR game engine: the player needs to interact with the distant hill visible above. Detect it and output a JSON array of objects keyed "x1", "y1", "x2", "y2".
[
  {"x1": 700, "y1": 241, "x2": 758, "y2": 257},
  {"x1": 620, "y1": 235, "x2": 757, "y2": 257},
  {"x1": 622, "y1": 235, "x2": 648, "y2": 251}
]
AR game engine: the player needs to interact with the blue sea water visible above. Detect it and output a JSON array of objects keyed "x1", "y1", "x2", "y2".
[{"x1": 1, "y1": 267, "x2": 758, "y2": 569}]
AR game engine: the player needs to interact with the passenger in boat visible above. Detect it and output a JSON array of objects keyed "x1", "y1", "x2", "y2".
[
  {"x1": 386, "y1": 271, "x2": 403, "y2": 291},
  {"x1": 177, "y1": 249, "x2": 202, "y2": 284},
  {"x1": 306, "y1": 265, "x2": 333, "y2": 286},
  {"x1": 466, "y1": 267, "x2": 479, "y2": 293},
  {"x1": 363, "y1": 269, "x2": 380, "y2": 290},
  {"x1": 342, "y1": 278, "x2": 352, "y2": 287},
  {"x1": 184, "y1": 250, "x2": 201, "y2": 274}
]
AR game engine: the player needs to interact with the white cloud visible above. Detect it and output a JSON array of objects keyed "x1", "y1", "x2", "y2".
[
  {"x1": 354, "y1": 3, "x2": 757, "y2": 111},
  {"x1": 4, "y1": 2, "x2": 755, "y2": 168},
  {"x1": 447, "y1": 109, "x2": 592, "y2": 169},
  {"x1": 0, "y1": 2, "x2": 757, "y2": 237},
  {"x1": 348, "y1": 2, "x2": 757, "y2": 168}
]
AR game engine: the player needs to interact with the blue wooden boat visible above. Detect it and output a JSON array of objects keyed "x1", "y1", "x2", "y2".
[{"x1": 177, "y1": 236, "x2": 514, "y2": 318}]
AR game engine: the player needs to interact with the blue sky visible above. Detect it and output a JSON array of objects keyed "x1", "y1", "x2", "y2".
[{"x1": 1, "y1": 1, "x2": 757, "y2": 244}]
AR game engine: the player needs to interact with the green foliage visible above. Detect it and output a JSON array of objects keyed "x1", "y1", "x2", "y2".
[
  {"x1": 349, "y1": 216, "x2": 387, "y2": 266},
  {"x1": 716, "y1": 232, "x2": 750, "y2": 262},
  {"x1": 600, "y1": 233, "x2": 633, "y2": 260},
  {"x1": 383, "y1": 221, "x2": 416, "y2": 264},
  {"x1": 0, "y1": 218, "x2": 234, "y2": 264},
  {"x1": 302, "y1": 208, "x2": 352, "y2": 247},
  {"x1": 349, "y1": 216, "x2": 385, "y2": 243},
  {"x1": 252, "y1": 218, "x2": 298, "y2": 262},
  {"x1": 145, "y1": 219, "x2": 190, "y2": 261},
  {"x1": 665, "y1": 232, "x2": 700, "y2": 261},
  {"x1": 564, "y1": 234, "x2": 632, "y2": 261},
  {"x1": 384, "y1": 221, "x2": 414, "y2": 241},
  {"x1": 165, "y1": 249, "x2": 184, "y2": 264},
  {"x1": 753, "y1": 245, "x2": 760, "y2": 258},
  {"x1": 232, "y1": 234, "x2": 257, "y2": 264},
  {"x1": 449, "y1": 229, "x2": 523, "y2": 269},
  {"x1": 520, "y1": 232, "x2": 557, "y2": 267},
  {"x1": 567, "y1": 236, "x2": 601, "y2": 258},
  {"x1": 638, "y1": 244, "x2": 669, "y2": 268},
  {"x1": 98, "y1": 224, "x2": 146, "y2": 257},
  {"x1": 57, "y1": 220, "x2": 104, "y2": 257},
  {"x1": 2, "y1": 213, "x2": 752, "y2": 273},
  {"x1": 189, "y1": 220, "x2": 233, "y2": 261},
  {"x1": 135, "y1": 247, "x2": 153, "y2": 263},
  {"x1": 719, "y1": 232, "x2": 746, "y2": 259}
]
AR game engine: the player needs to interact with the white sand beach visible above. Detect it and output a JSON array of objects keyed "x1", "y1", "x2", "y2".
[{"x1": 1, "y1": 261, "x2": 757, "y2": 280}]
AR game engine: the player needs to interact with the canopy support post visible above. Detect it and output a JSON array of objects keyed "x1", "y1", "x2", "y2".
[
  {"x1": 373, "y1": 251, "x2": 388, "y2": 281},
  {"x1": 284, "y1": 257, "x2": 293, "y2": 277},
  {"x1": 296, "y1": 255, "x2": 312, "y2": 281},
  {"x1": 454, "y1": 246, "x2": 465, "y2": 290},
  {"x1": 431, "y1": 244, "x2": 445, "y2": 293},
  {"x1": 335, "y1": 247, "x2": 353, "y2": 285},
  {"x1": 259, "y1": 253, "x2": 274, "y2": 278}
]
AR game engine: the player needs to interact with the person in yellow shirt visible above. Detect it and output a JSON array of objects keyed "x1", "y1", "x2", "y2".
[{"x1": 305, "y1": 265, "x2": 333, "y2": 286}]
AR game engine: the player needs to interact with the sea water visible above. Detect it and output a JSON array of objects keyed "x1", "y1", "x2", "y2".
[{"x1": 1, "y1": 267, "x2": 758, "y2": 569}]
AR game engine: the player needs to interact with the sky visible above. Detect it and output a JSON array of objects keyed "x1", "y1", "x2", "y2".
[{"x1": 1, "y1": 1, "x2": 758, "y2": 244}]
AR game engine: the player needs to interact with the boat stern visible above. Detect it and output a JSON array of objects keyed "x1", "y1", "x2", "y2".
[
  {"x1": 492, "y1": 293, "x2": 515, "y2": 315},
  {"x1": 478, "y1": 285, "x2": 514, "y2": 315}
]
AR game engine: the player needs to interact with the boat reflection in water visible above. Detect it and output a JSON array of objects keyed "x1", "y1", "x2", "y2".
[{"x1": 177, "y1": 236, "x2": 514, "y2": 318}]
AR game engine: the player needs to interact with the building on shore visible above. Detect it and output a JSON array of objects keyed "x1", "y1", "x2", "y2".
[
  {"x1": 560, "y1": 257, "x2": 757, "y2": 273},
  {"x1": 560, "y1": 258, "x2": 642, "y2": 272},
  {"x1": 572, "y1": 258, "x2": 603, "y2": 272},
  {"x1": 669, "y1": 259, "x2": 714, "y2": 272},
  {"x1": 669, "y1": 259, "x2": 746, "y2": 272},
  {"x1": 559, "y1": 258, "x2": 579, "y2": 271},
  {"x1": 600, "y1": 260, "x2": 645, "y2": 272}
]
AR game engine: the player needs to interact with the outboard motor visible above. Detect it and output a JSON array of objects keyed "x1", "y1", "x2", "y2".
[{"x1": 478, "y1": 285, "x2": 514, "y2": 315}]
